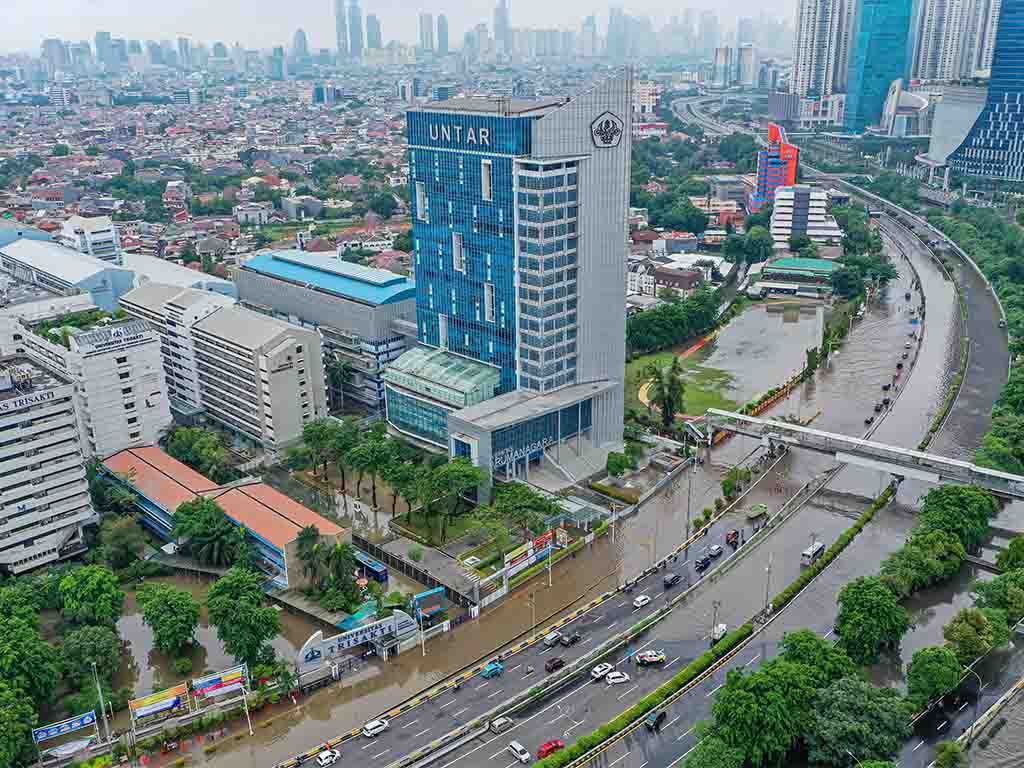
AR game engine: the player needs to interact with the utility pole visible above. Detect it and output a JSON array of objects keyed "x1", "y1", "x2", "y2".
[
  {"x1": 763, "y1": 552, "x2": 774, "y2": 615},
  {"x1": 711, "y1": 599, "x2": 721, "y2": 639},
  {"x1": 685, "y1": 439, "x2": 694, "y2": 562},
  {"x1": 92, "y1": 661, "x2": 112, "y2": 743}
]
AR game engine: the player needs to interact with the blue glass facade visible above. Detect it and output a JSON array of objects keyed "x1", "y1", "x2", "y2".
[
  {"x1": 408, "y1": 111, "x2": 535, "y2": 395},
  {"x1": 949, "y1": 0, "x2": 1024, "y2": 180},
  {"x1": 386, "y1": 386, "x2": 452, "y2": 447},
  {"x1": 843, "y1": 0, "x2": 913, "y2": 133},
  {"x1": 491, "y1": 399, "x2": 593, "y2": 471}
]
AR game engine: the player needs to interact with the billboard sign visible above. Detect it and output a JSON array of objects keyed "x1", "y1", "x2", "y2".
[
  {"x1": 297, "y1": 609, "x2": 418, "y2": 674},
  {"x1": 129, "y1": 684, "x2": 188, "y2": 720},
  {"x1": 33, "y1": 711, "x2": 96, "y2": 743},
  {"x1": 192, "y1": 665, "x2": 248, "y2": 700},
  {"x1": 504, "y1": 541, "x2": 531, "y2": 569},
  {"x1": 507, "y1": 545, "x2": 553, "y2": 578},
  {"x1": 532, "y1": 530, "x2": 554, "y2": 551},
  {"x1": 413, "y1": 586, "x2": 445, "y2": 618}
]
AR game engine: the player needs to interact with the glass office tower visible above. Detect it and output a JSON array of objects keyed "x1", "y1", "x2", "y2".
[
  {"x1": 843, "y1": 0, "x2": 913, "y2": 133},
  {"x1": 385, "y1": 72, "x2": 631, "y2": 486},
  {"x1": 949, "y1": 0, "x2": 1024, "y2": 180}
]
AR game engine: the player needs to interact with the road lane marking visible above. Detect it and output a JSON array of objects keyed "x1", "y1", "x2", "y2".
[
  {"x1": 373, "y1": 750, "x2": 390, "y2": 759},
  {"x1": 440, "y1": 699, "x2": 457, "y2": 709},
  {"x1": 666, "y1": 657, "x2": 679, "y2": 668},
  {"x1": 823, "y1": 630, "x2": 833, "y2": 639},
  {"x1": 937, "y1": 721, "x2": 949, "y2": 732},
  {"x1": 913, "y1": 741, "x2": 926, "y2": 751},
  {"x1": 665, "y1": 716, "x2": 680, "y2": 729},
  {"x1": 608, "y1": 751, "x2": 631, "y2": 767},
  {"x1": 680, "y1": 737, "x2": 707, "y2": 761},
  {"x1": 452, "y1": 707, "x2": 468, "y2": 718},
  {"x1": 744, "y1": 654, "x2": 761, "y2": 667},
  {"x1": 958, "y1": 702, "x2": 968, "y2": 712},
  {"x1": 401, "y1": 719, "x2": 419, "y2": 729},
  {"x1": 476, "y1": 681, "x2": 491, "y2": 690},
  {"x1": 488, "y1": 689, "x2": 504, "y2": 699},
  {"x1": 677, "y1": 727, "x2": 694, "y2": 741},
  {"x1": 617, "y1": 601, "x2": 626, "y2": 608},
  {"x1": 608, "y1": 621, "x2": 619, "y2": 629},
  {"x1": 617, "y1": 684, "x2": 639, "y2": 700},
  {"x1": 508, "y1": 664, "x2": 521, "y2": 673},
  {"x1": 564, "y1": 719, "x2": 586, "y2": 735},
  {"x1": 706, "y1": 683, "x2": 724, "y2": 697},
  {"x1": 413, "y1": 728, "x2": 430, "y2": 738}
]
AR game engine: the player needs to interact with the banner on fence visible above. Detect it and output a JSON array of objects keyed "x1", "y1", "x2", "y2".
[
  {"x1": 129, "y1": 683, "x2": 188, "y2": 720},
  {"x1": 32, "y1": 711, "x2": 97, "y2": 743},
  {"x1": 192, "y1": 665, "x2": 248, "y2": 701}
]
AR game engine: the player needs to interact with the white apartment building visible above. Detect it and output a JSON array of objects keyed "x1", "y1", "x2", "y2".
[
  {"x1": 911, "y1": 0, "x2": 1003, "y2": 80},
  {"x1": 59, "y1": 215, "x2": 123, "y2": 264},
  {"x1": 12, "y1": 317, "x2": 172, "y2": 458},
  {"x1": 0, "y1": 357, "x2": 94, "y2": 574},
  {"x1": 770, "y1": 185, "x2": 844, "y2": 249},
  {"x1": 633, "y1": 80, "x2": 660, "y2": 116},
  {"x1": 120, "y1": 283, "x2": 328, "y2": 452},
  {"x1": 791, "y1": 0, "x2": 856, "y2": 98}
]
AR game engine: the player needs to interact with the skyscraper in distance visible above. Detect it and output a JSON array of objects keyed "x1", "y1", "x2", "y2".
[
  {"x1": 791, "y1": 0, "x2": 856, "y2": 97},
  {"x1": 749, "y1": 124, "x2": 800, "y2": 213},
  {"x1": 843, "y1": 0, "x2": 913, "y2": 132},
  {"x1": 438, "y1": 14, "x2": 449, "y2": 56},
  {"x1": 335, "y1": 0, "x2": 349, "y2": 58},
  {"x1": 949, "y1": 0, "x2": 1024, "y2": 179},
  {"x1": 495, "y1": 0, "x2": 512, "y2": 54},
  {"x1": 348, "y1": 0, "x2": 364, "y2": 60},
  {"x1": 385, "y1": 72, "x2": 632, "y2": 486},
  {"x1": 95, "y1": 31, "x2": 112, "y2": 67},
  {"x1": 293, "y1": 29, "x2": 309, "y2": 58},
  {"x1": 419, "y1": 12, "x2": 435, "y2": 51},
  {"x1": 699, "y1": 11, "x2": 719, "y2": 56},
  {"x1": 366, "y1": 15, "x2": 382, "y2": 50}
]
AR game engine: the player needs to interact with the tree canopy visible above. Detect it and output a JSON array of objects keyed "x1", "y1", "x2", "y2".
[
  {"x1": 100, "y1": 515, "x2": 147, "y2": 569},
  {"x1": 173, "y1": 496, "x2": 243, "y2": 567},
  {"x1": 207, "y1": 567, "x2": 281, "y2": 666},
  {"x1": 997, "y1": 536, "x2": 1024, "y2": 572},
  {"x1": 645, "y1": 356, "x2": 688, "y2": 429},
  {"x1": 973, "y1": 568, "x2": 1024, "y2": 622},
  {"x1": 836, "y1": 576, "x2": 909, "y2": 665},
  {"x1": 138, "y1": 583, "x2": 201, "y2": 656},
  {"x1": 805, "y1": 678, "x2": 912, "y2": 767},
  {"x1": 0, "y1": 680, "x2": 37, "y2": 768},
  {"x1": 62, "y1": 625, "x2": 122, "y2": 687},
  {"x1": 0, "y1": 617, "x2": 60, "y2": 707},
  {"x1": 916, "y1": 485, "x2": 998, "y2": 552},
  {"x1": 626, "y1": 286, "x2": 718, "y2": 354},
  {"x1": 906, "y1": 646, "x2": 962, "y2": 710},
  {"x1": 943, "y1": 607, "x2": 995, "y2": 666},
  {"x1": 166, "y1": 427, "x2": 237, "y2": 483},
  {"x1": 879, "y1": 530, "x2": 966, "y2": 600},
  {"x1": 59, "y1": 565, "x2": 125, "y2": 626},
  {"x1": 778, "y1": 628, "x2": 857, "y2": 688}
]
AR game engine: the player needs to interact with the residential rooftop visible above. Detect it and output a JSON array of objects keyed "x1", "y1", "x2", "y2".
[
  {"x1": 0, "y1": 238, "x2": 131, "y2": 284},
  {"x1": 242, "y1": 250, "x2": 415, "y2": 306},
  {"x1": 0, "y1": 355, "x2": 70, "y2": 402}
]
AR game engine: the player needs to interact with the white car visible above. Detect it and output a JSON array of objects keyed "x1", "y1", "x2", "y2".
[
  {"x1": 591, "y1": 662, "x2": 614, "y2": 680},
  {"x1": 316, "y1": 749, "x2": 340, "y2": 767},
  {"x1": 362, "y1": 718, "x2": 389, "y2": 738},
  {"x1": 507, "y1": 740, "x2": 531, "y2": 764},
  {"x1": 633, "y1": 594, "x2": 651, "y2": 609},
  {"x1": 606, "y1": 671, "x2": 631, "y2": 686}
]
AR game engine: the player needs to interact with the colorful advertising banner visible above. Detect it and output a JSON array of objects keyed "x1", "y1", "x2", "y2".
[
  {"x1": 192, "y1": 665, "x2": 248, "y2": 700},
  {"x1": 507, "y1": 545, "x2": 553, "y2": 578},
  {"x1": 129, "y1": 684, "x2": 188, "y2": 719},
  {"x1": 413, "y1": 586, "x2": 445, "y2": 618},
  {"x1": 32, "y1": 711, "x2": 96, "y2": 743},
  {"x1": 532, "y1": 530, "x2": 554, "y2": 550},
  {"x1": 503, "y1": 541, "x2": 531, "y2": 569}
]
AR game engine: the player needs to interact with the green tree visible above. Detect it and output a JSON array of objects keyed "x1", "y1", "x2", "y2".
[
  {"x1": 173, "y1": 496, "x2": 241, "y2": 566},
  {"x1": 778, "y1": 628, "x2": 856, "y2": 688},
  {"x1": 471, "y1": 508, "x2": 516, "y2": 561},
  {"x1": 805, "y1": 678, "x2": 912, "y2": 767},
  {"x1": 0, "y1": 584, "x2": 42, "y2": 626},
  {"x1": 645, "y1": 356, "x2": 688, "y2": 429},
  {"x1": 722, "y1": 234, "x2": 747, "y2": 262},
  {"x1": 745, "y1": 204, "x2": 772, "y2": 230},
  {"x1": 393, "y1": 231, "x2": 413, "y2": 252},
  {"x1": 207, "y1": 567, "x2": 281, "y2": 666},
  {"x1": 0, "y1": 681, "x2": 37, "y2": 768},
  {"x1": 943, "y1": 607, "x2": 994, "y2": 666},
  {"x1": 982, "y1": 607, "x2": 1011, "y2": 648},
  {"x1": 329, "y1": 416, "x2": 362, "y2": 493},
  {"x1": 382, "y1": 460, "x2": 418, "y2": 516},
  {"x1": 0, "y1": 618, "x2": 60, "y2": 706},
  {"x1": 997, "y1": 536, "x2": 1024, "y2": 572},
  {"x1": 973, "y1": 568, "x2": 1024, "y2": 622},
  {"x1": 830, "y1": 266, "x2": 864, "y2": 299},
  {"x1": 165, "y1": 427, "x2": 236, "y2": 482},
  {"x1": 52, "y1": 143, "x2": 70, "y2": 156},
  {"x1": 101, "y1": 514, "x2": 147, "y2": 569},
  {"x1": 302, "y1": 418, "x2": 337, "y2": 477},
  {"x1": 681, "y1": 733, "x2": 745, "y2": 768},
  {"x1": 296, "y1": 524, "x2": 327, "y2": 587},
  {"x1": 713, "y1": 660, "x2": 818, "y2": 765},
  {"x1": 492, "y1": 481, "x2": 561, "y2": 539},
  {"x1": 352, "y1": 433, "x2": 398, "y2": 507},
  {"x1": 85, "y1": 145, "x2": 100, "y2": 156},
  {"x1": 62, "y1": 625, "x2": 122, "y2": 687},
  {"x1": 917, "y1": 484, "x2": 998, "y2": 552},
  {"x1": 137, "y1": 583, "x2": 201, "y2": 656},
  {"x1": 788, "y1": 234, "x2": 812, "y2": 252},
  {"x1": 606, "y1": 451, "x2": 633, "y2": 477},
  {"x1": 744, "y1": 226, "x2": 775, "y2": 263},
  {"x1": 369, "y1": 192, "x2": 397, "y2": 218},
  {"x1": 879, "y1": 530, "x2": 966, "y2": 599},
  {"x1": 59, "y1": 565, "x2": 125, "y2": 626},
  {"x1": 934, "y1": 741, "x2": 965, "y2": 768},
  {"x1": 431, "y1": 459, "x2": 488, "y2": 543},
  {"x1": 906, "y1": 646, "x2": 962, "y2": 710},
  {"x1": 836, "y1": 576, "x2": 909, "y2": 664}
]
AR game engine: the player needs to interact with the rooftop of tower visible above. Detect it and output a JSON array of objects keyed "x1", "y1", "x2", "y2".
[{"x1": 419, "y1": 96, "x2": 568, "y2": 116}]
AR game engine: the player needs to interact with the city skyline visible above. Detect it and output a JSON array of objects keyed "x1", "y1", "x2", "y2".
[{"x1": 1, "y1": 0, "x2": 796, "y2": 54}]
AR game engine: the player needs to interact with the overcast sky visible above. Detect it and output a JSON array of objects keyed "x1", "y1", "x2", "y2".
[{"x1": 2, "y1": 0, "x2": 795, "y2": 54}]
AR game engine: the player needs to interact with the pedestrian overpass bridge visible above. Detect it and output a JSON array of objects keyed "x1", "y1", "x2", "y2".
[{"x1": 704, "y1": 409, "x2": 1024, "y2": 499}]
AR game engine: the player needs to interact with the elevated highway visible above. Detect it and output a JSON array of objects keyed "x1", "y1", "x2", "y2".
[{"x1": 705, "y1": 408, "x2": 1024, "y2": 498}]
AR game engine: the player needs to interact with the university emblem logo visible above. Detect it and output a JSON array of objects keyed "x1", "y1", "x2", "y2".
[{"x1": 591, "y1": 112, "x2": 624, "y2": 148}]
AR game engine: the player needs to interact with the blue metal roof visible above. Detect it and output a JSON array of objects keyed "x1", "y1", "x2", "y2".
[{"x1": 243, "y1": 250, "x2": 415, "y2": 306}]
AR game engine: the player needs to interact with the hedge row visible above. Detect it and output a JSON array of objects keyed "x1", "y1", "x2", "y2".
[
  {"x1": 589, "y1": 481, "x2": 641, "y2": 504},
  {"x1": 536, "y1": 622, "x2": 754, "y2": 768}
]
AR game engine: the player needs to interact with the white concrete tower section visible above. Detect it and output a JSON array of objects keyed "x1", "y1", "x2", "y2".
[{"x1": 791, "y1": 0, "x2": 857, "y2": 97}]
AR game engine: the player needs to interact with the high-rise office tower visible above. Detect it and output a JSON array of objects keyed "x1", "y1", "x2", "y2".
[
  {"x1": 949, "y1": 0, "x2": 1024, "y2": 178},
  {"x1": 495, "y1": 0, "x2": 512, "y2": 55},
  {"x1": 737, "y1": 17, "x2": 756, "y2": 45},
  {"x1": 177, "y1": 36, "x2": 192, "y2": 70},
  {"x1": 366, "y1": 15, "x2": 383, "y2": 49},
  {"x1": 145, "y1": 40, "x2": 163, "y2": 66},
  {"x1": 41, "y1": 39, "x2": 69, "y2": 77},
  {"x1": 293, "y1": 29, "x2": 309, "y2": 58},
  {"x1": 419, "y1": 13, "x2": 435, "y2": 51},
  {"x1": 738, "y1": 44, "x2": 757, "y2": 86},
  {"x1": 699, "y1": 11, "x2": 720, "y2": 56},
  {"x1": 335, "y1": 0, "x2": 349, "y2": 58},
  {"x1": 581, "y1": 15, "x2": 598, "y2": 57},
  {"x1": 791, "y1": 0, "x2": 857, "y2": 97},
  {"x1": 438, "y1": 14, "x2": 449, "y2": 56},
  {"x1": 844, "y1": 0, "x2": 913, "y2": 132},
  {"x1": 212, "y1": 41, "x2": 228, "y2": 59},
  {"x1": 713, "y1": 47, "x2": 733, "y2": 87},
  {"x1": 385, "y1": 72, "x2": 632, "y2": 486},
  {"x1": 749, "y1": 124, "x2": 800, "y2": 212},
  {"x1": 94, "y1": 31, "x2": 112, "y2": 67},
  {"x1": 970, "y1": 0, "x2": 1004, "y2": 73},
  {"x1": 348, "y1": 0, "x2": 364, "y2": 59}
]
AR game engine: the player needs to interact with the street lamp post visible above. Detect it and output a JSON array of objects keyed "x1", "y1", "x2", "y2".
[
  {"x1": 845, "y1": 748, "x2": 864, "y2": 767},
  {"x1": 91, "y1": 661, "x2": 112, "y2": 743},
  {"x1": 964, "y1": 664, "x2": 984, "y2": 743}
]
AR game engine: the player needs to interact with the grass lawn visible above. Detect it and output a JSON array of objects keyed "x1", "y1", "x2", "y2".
[
  {"x1": 626, "y1": 350, "x2": 738, "y2": 416},
  {"x1": 394, "y1": 511, "x2": 480, "y2": 547}
]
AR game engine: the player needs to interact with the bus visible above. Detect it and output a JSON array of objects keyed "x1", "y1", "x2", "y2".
[
  {"x1": 354, "y1": 550, "x2": 389, "y2": 584},
  {"x1": 801, "y1": 541, "x2": 825, "y2": 566}
]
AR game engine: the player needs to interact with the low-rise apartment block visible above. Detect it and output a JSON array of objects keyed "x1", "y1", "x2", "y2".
[{"x1": 59, "y1": 215, "x2": 123, "y2": 264}]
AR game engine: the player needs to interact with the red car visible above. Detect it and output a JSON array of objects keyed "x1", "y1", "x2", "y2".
[{"x1": 538, "y1": 739, "x2": 565, "y2": 759}]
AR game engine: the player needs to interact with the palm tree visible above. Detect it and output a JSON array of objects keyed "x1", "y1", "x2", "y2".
[
  {"x1": 296, "y1": 525, "x2": 325, "y2": 587},
  {"x1": 326, "y1": 356, "x2": 354, "y2": 411},
  {"x1": 645, "y1": 357, "x2": 687, "y2": 430},
  {"x1": 325, "y1": 542, "x2": 357, "y2": 588},
  {"x1": 329, "y1": 418, "x2": 361, "y2": 493}
]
